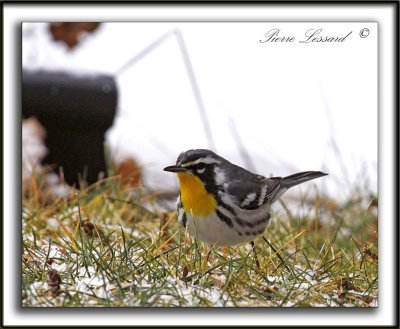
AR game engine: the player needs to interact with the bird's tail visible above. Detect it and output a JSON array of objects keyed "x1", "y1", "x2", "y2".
[{"x1": 281, "y1": 171, "x2": 328, "y2": 189}]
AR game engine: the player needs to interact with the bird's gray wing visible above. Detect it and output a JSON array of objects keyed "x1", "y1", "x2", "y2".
[{"x1": 224, "y1": 176, "x2": 282, "y2": 210}]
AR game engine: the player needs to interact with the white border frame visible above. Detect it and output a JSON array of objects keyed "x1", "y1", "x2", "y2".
[{"x1": 3, "y1": 3, "x2": 397, "y2": 327}]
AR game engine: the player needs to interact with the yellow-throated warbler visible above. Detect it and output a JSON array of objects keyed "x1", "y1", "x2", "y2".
[{"x1": 164, "y1": 149, "x2": 327, "y2": 247}]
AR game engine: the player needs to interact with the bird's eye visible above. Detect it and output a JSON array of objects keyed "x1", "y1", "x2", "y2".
[{"x1": 194, "y1": 163, "x2": 206, "y2": 174}]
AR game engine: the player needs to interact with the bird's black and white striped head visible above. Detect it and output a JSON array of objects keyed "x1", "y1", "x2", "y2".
[
  {"x1": 177, "y1": 149, "x2": 222, "y2": 170},
  {"x1": 164, "y1": 149, "x2": 225, "y2": 187}
]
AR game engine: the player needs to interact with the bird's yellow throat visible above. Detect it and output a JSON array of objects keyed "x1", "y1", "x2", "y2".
[{"x1": 177, "y1": 173, "x2": 217, "y2": 216}]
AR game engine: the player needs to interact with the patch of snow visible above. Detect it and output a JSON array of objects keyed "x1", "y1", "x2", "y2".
[{"x1": 47, "y1": 217, "x2": 60, "y2": 231}]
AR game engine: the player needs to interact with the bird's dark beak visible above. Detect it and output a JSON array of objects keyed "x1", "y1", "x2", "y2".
[{"x1": 163, "y1": 165, "x2": 188, "y2": 173}]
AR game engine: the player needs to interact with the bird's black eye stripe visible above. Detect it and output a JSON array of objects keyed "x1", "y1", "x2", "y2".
[
  {"x1": 196, "y1": 163, "x2": 206, "y2": 169},
  {"x1": 186, "y1": 163, "x2": 206, "y2": 172}
]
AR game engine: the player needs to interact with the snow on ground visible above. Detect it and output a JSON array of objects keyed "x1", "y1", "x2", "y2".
[{"x1": 23, "y1": 230, "x2": 376, "y2": 307}]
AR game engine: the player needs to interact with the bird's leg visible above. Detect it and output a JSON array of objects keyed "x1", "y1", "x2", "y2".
[{"x1": 251, "y1": 241, "x2": 261, "y2": 269}]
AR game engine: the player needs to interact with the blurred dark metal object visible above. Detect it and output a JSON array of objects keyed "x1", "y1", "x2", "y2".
[
  {"x1": 22, "y1": 70, "x2": 117, "y2": 186},
  {"x1": 49, "y1": 22, "x2": 101, "y2": 50}
]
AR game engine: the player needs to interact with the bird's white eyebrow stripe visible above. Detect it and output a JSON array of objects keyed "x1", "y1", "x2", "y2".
[
  {"x1": 180, "y1": 162, "x2": 192, "y2": 167},
  {"x1": 180, "y1": 157, "x2": 221, "y2": 167}
]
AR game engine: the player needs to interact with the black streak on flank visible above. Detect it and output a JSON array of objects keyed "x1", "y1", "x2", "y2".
[
  {"x1": 234, "y1": 214, "x2": 270, "y2": 228},
  {"x1": 216, "y1": 209, "x2": 233, "y2": 228},
  {"x1": 182, "y1": 212, "x2": 187, "y2": 228}
]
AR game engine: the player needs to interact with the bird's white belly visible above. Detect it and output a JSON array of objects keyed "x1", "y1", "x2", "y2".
[{"x1": 184, "y1": 212, "x2": 260, "y2": 246}]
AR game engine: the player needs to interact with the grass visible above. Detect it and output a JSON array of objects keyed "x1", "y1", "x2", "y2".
[{"x1": 21, "y1": 170, "x2": 378, "y2": 307}]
